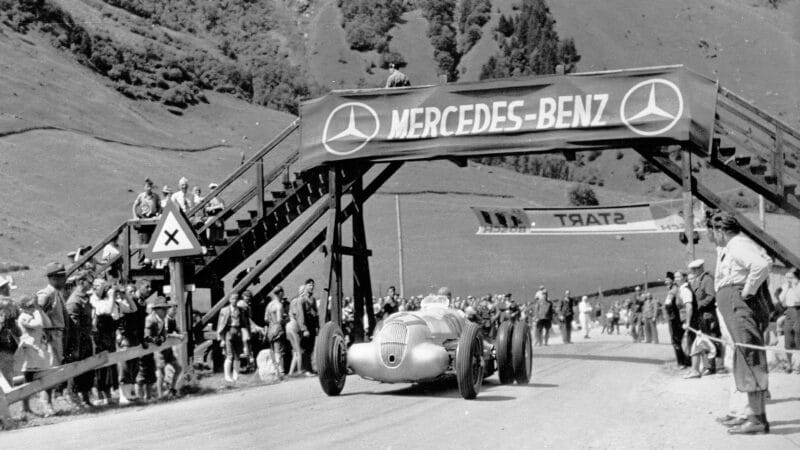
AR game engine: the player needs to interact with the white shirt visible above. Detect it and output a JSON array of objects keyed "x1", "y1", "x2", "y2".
[
  {"x1": 171, "y1": 190, "x2": 193, "y2": 212},
  {"x1": 714, "y1": 234, "x2": 771, "y2": 298},
  {"x1": 779, "y1": 281, "x2": 800, "y2": 307},
  {"x1": 578, "y1": 301, "x2": 592, "y2": 315}
]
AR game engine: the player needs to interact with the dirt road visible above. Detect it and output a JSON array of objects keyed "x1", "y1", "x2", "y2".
[{"x1": 2, "y1": 329, "x2": 799, "y2": 449}]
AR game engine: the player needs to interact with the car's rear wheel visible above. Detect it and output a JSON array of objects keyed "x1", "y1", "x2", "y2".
[
  {"x1": 495, "y1": 320, "x2": 515, "y2": 385},
  {"x1": 456, "y1": 322, "x2": 484, "y2": 400},
  {"x1": 511, "y1": 320, "x2": 533, "y2": 384},
  {"x1": 316, "y1": 322, "x2": 348, "y2": 396}
]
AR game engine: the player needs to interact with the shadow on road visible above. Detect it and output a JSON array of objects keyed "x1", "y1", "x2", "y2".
[
  {"x1": 343, "y1": 378, "x2": 517, "y2": 401},
  {"x1": 768, "y1": 396, "x2": 800, "y2": 405},
  {"x1": 768, "y1": 419, "x2": 800, "y2": 436},
  {"x1": 534, "y1": 353, "x2": 667, "y2": 365}
]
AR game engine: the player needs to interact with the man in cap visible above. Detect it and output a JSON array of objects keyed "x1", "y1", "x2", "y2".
[
  {"x1": 37, "y1": 262, "x2": 69, "y2": 368},
  {"x1": 689, "y1": 259, "x2": 722, "y2": 374},
  {"x1": 711, "y1": 213, "x2": 771, "y2": 434},
  {"x1": 171, "y1": 176, "x2": 194, "y2": 212},
  {"x1": 385, "y1": 63, "x2": 410, "y2": 88},
  {"x1": 663, "y1": 272, "x2": 689, "y2": 367},
  {"x1": 65, "y1": 270, "x2": 95, "y2": 407}
]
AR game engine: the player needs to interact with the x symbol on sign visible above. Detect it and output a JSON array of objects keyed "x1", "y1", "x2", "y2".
[{"x1": 164, "y1": 229, "x2": 179, "y2": 246}]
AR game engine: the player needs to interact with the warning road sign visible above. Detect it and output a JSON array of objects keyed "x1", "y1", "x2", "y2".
[{"x1": 145, "y1": 201, "x2": 204, "y2": 259}]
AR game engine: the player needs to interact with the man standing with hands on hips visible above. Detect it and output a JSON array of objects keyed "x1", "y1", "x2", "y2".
[{"x1": 711, "y1": 213, "x2": 771, "y2": 434}]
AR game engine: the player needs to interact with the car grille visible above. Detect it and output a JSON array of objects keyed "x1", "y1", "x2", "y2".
[{"x1": 380, "y1": 322, "x2": 407, "y2": 368}]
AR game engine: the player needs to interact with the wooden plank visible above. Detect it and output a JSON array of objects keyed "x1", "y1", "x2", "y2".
[
  {"x1": 256, "y1": 160, "x2": 265, "y2": 219},
  {"x1": 66, "y1": 222, "x2": 127, "y2": 277},
  {"x1": 635, "y1": 148, "x2": 800, "y2": 268},
  {"x1": 774, "y1": 127, "x2": 785, "y2": 195}
]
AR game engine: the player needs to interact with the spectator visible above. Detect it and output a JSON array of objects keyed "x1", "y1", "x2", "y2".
[
  {"x1": 664, "y1": 272, "x2": 689, "y2": 368},
  {"x1": 144, "y1": 296, "x2": 182, "y2": 398},
  {"x1": 558, "y1": 290, "x2": 574, "y2": 344},
  {"x1": 131, "y1": 178, "x2": 162, "y2": 265},
  {"x1": 90, "y1": 280, "x2": 126, "y2": 405},
  {"x1": 642, "y1": 292, "x2": 659, "y2": 344},
  {"x1": 192, "y1": 186, "x2": 205, "y2": 205},
  {"x1": 217, "y1": 292, "x2": 249, "y2": 383},
  {"x1": 65, "y1": 270, "x2": 95, "y2": 407},
  {"x1": 777, "y1": 268, "x2": 800, "y2": 374},
  {"x1": 385, "y1": 63, "x2": 410, "y2": 88},
  {"x1": 171, "y1": 177, "x2": 194, "y2": 212},
  {"x1": 264, "y1": 291, "x2": 286, "y2": 379},
  {"x1": 593, "y1": 300, "x2": 602, "y2": 326},
  {"x1": 117, "y1": 282, "x2": 142, "y2": 405},
  {"x1": 287, "y1": 285, "x2": 308, "y2": 377},
  {"x1": 299, "y1": 279, "x2": 319, "y2": 375},
  {"x1": 14, "y1": 295, "x2": 55, "y2": 417},
  {"x1": 533, "y1": 289, "x2": 553, "y2": 346},
  {"x1": 689, "y1": 259, "x2": 722, "y2": 375},
  {"x1": 711, "y1": 213, "x2": 772, "y2": 434},
  {"x1": 609, "y1": 300, "x2": 621, "y2": 334},
  {"x1": 382, "y1": 286, "x2": 399, "y2": 317},
  {"x1": 160, "y1": 186, "x2": 173, "y2": 209},
  {"x1": 0, "y1": 275, "x2": 17, "y2": 298},
  {"x1": 578, "y1": 296, "x2": 593, "y2": 339},
  {"x1": 204, "y1": 183, "x2": 226, "y2": 242},
  {"x1": 36, "y1": 262, "x2": 68, "y2": 381},
  {"x1": 0, "y1": 294, "x2": 20, "y2": 382},
  {"x1": 629, "y1": 288, "x2": 645, "y2": 343},
  {"x1": 678, "y1": 270, "x2": 702, "y2": 379}
]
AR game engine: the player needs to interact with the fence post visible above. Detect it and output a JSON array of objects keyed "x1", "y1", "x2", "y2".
[
  {"x1": 0, "y1": 372, "x2": 12, "y2": 429},
  {"x1": 682, "y1": 146, "x2": 695, "y2": 260}
]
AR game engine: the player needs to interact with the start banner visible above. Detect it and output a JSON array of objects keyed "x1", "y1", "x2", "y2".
[
  {"x1": 472, "y1": 200, "x2": 707, "y2": 235},
  {"x1": 298, "y1": 66, "x2": 718, "y2": 169}
]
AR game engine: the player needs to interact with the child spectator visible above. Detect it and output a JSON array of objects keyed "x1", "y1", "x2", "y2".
[
  {"x1": 217, "y1": 292, "x2": 249, "y2": 383},
  {"x1": 14, "y1": 295, "x2": 55, "y2": 417},
  {"x1": 140, "y1": 296, "x2": 182, "y2": 399}
]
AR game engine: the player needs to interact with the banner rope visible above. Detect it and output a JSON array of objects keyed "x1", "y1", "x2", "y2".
[{"x1": 686, "y1": 325, "x2": 800, "y2": 356}]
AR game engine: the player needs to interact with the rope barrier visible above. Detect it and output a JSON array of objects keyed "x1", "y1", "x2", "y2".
[{"x1": 686, "y1": 325, "x2": 800, "y2": 356}]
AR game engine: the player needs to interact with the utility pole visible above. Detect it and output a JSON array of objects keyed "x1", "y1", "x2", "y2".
[{"x1": 395, "y1": 195, "x2": 405, "y2": 298}]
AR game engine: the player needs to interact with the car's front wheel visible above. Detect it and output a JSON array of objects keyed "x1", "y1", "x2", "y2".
[
  {"x1": 316, "y1": 322, "x2": 348, "y2": 396},
  {"x1": 495, "y1": 320, "x2": 515, "y2": 384},
  {"x1": 456, "y1": 322, "x2": 484, "y2": 400}
]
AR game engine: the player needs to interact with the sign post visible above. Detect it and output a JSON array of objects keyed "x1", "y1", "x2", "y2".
[{"x1": 145, "y1": 202, "x2": 204, "y2": 382}]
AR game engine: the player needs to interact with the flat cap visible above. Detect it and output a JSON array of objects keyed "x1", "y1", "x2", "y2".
[
  {"x1": 688, "y1": 259, "x2": 705, "y2": 269},
  {"x1": 45, "y1": 262, "x2": 66, "y2": 277}
]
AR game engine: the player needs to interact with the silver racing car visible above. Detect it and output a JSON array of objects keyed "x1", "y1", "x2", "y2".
[{"x1": 315, "y1": 295, "x2": 532, "y2": 399}]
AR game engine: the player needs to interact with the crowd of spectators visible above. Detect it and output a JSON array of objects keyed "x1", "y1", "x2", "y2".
[{"x1": 0, "y1": 262, "x2": 183, "y2": 418}]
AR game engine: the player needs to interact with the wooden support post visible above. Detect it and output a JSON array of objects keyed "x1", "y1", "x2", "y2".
[
  {"x1": 322, "y1": 166, "x2": 343, "y2": 327},
  {"x1": 122, "y1": 224, "x2": 131, "y2": 280},
  {"x1": 351, "y1": 173, "x2": 374, "y2": 342},
  {"x1": 256, "y1": 159, "x2": 265, "y2": 219},
  {"x1": 681, "y1": 147, "x2": 695, "y2": 260},
  {"x1": 168, "y1": 259, "x2": 190, "y2": 378},
  {"x1": 395, "y1": 195, "x2": 405, "y2": 299},
  {"x1": 0, "y1": 372, "x2": 12, "y2": 429}
]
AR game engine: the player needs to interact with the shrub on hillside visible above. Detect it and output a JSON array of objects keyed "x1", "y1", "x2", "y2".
[
  {"x1": 455, "y1": 0, "x2": 492, "y2": 54},
  {"x1": 379, "y1": 51, "x2": 407, "y2": 69},
  {"x1": 338, "y1": 0, "x2": 406, "y2": 53},
  {"x1": 420, "y1": 0, "x2": 460, "y2": 81},
  {"x1": 568, "y1": 184, "x2": 599, "y2": 206}
]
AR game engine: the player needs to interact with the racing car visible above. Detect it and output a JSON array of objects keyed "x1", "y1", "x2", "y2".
[{"x1": 315, "y1": 295, "x2": 532, "y2": 399}]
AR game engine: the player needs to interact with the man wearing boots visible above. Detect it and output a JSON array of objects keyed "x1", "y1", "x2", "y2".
[
  {"x1": 217, "y1": 292, "x2": 249, "y2": 383},
  {"x1": 664, "y1": 272, "x2": 689, "y2": 368},
  {"x1": 711, "y1": 213, "x2": 772, "y2": 435}
]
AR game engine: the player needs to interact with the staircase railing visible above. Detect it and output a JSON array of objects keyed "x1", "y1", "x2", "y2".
[
  {"x1": 714, "y1": 87, "x2": 800, "y2": 193},
  {"x1": 65, "y1": 119, "x2": 300, "y2": 280}
]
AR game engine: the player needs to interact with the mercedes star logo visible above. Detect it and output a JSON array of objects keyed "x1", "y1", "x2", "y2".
[
  {"x1": 620, "y1": 78, "x2": 684, "y2": 136},
  {"x1": 322, "y1": 102, "x2": 380, "y2": 155}
]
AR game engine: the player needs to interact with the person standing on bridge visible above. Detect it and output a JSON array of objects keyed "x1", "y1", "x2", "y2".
[
  {"x1": 132, "y1": 178, "x2": 162, "y2": 266},
  {"x1": 171, "y1": 177, "x2": 194, "y2": 213},
  {"x1": 385, "y1": 63, "x2": 410, "y2": 88},
  {"x1": 711, "y1": 213, "x2": 772, "y2": 435}
]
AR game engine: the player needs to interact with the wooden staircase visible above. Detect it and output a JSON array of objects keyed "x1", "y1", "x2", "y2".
[{"x1": 707, "y1": 87, "x2": 800, "y2": 218}]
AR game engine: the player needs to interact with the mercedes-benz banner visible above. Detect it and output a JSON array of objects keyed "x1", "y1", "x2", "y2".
[{"x1": 298, "y1": 66, "x2": 718, "y2": 169}]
